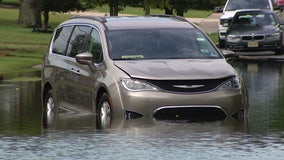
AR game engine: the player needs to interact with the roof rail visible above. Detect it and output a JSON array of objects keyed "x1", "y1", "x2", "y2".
[
  {"x1": 149, "y1": 14, "x2": 188, "y2": 22},
  {"x1": 71, "y1": 15, "x2": 107, "y2": 23}
]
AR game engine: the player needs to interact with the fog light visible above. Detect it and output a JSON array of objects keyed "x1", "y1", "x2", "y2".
[{"x1": 125, "y1": 111, "x2": 144, "y2": 119}]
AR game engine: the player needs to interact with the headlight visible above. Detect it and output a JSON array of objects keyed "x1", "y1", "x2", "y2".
[
  {"x1": 266, "y1": 33, "x2": 281, "y2": 41},
  {"x1": 227, "y1": 35, "x2": 242, "y2": 43},
  {"x1": 220, "y1": 19, "x2": 231, "y2": 27},
  {"x1": 121, "y1": 78, "x2": 158, "y2": 91},
  {"x1": 219, "y1": 76, "x2": 241, "y2": 90}
]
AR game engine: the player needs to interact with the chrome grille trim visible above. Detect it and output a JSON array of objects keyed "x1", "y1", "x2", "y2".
[{"x1": 242, "y1": 35, "x2": 265, "y2": 41}]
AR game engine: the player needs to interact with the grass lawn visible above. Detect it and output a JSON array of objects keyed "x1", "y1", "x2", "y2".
[
  {"x1": 0, "y1": 8, "x2": 71, "y2": 77},
  {"x1": 0, "y1": 6, "x2": 218, "y2": 79},
  {"x1": 94, "y1": 5, "x2": 212, "y2": 18},
  {"x1": 1, "y1": 0, "x2": 19, "y2": 5}
]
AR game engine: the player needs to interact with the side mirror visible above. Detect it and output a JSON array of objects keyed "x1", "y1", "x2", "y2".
[
  {"x1": 221, "y1": 49, "x2": 237, "y2": 60},
  {"x1": 75, "y1": 52, "x2": 96, "y2": 72}
]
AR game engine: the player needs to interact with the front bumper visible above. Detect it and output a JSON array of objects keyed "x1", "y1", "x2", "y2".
[
  {"x1": 118, "y1": 88, "x2": 246, "y2": 120},
  {"x1": 226, "y1": 40, "x2": 281, "y2": 52}
]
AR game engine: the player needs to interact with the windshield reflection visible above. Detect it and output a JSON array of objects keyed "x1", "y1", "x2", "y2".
[{"x1": 107, "y1": 29, "x2": 221, "y2": 60}]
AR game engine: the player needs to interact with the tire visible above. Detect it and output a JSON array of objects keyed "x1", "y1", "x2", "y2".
[
  {"x1": 96, "y1": 93, "x2": 112, "y2": 129},
  {"x1": 218, "y1": 37, "x2": 225, "y2": 49},
  {"x1": 275, "y1": 47, "x2": 284, "y2": 55},
  {"x1": 43, "y1": 89, "x2": 58, "y2": 127}
]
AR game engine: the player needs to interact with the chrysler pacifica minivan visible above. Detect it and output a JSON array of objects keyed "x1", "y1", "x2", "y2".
[{"x1": 41, "y1": 15, "x2": 249, "y2": 126}]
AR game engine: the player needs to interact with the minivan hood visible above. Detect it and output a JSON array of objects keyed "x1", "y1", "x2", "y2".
[{"x1": 114, "y1": 59, "x2": 236, "y2": 80}]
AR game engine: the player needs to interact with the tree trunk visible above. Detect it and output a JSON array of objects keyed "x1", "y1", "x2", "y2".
[
  {"x1": 34, "y1": 9, "x2": 42, "y2": 28},
  {"x1": 42, "y1": 10, "x2": 49, "y2": 31},
  {"x1": 113, "y1": 0, "x2": 119, "y2": 16},
  {"x1": 144, "y1": 0, "x2": 150, "y2": 15},
  {"x1": 176, "y1": 9, "x2": 184, "y2": 17},
  {"x1": 109, "y1": 0, "x2": 119, "y2": 16},
  {"x1": 165, "y1": 7, "x2": 173, "y2": 15},
  {"x1": 109, "y1": 0, "x2": 114, "y2": 16},
  {"x1": 32, "y1": 0, "x2": 42, "y2": 29},
  {"x1": 18, "y1": 0, "x2": 35, "y2": 26}
]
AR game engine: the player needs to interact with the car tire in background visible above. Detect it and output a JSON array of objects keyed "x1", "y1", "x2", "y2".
[
  {"x1": 275, "y1": 45, "x2": 284, "y2": 55},
  {"x1": 218, "y1": 37, "x2": 225, "y2": 49}
]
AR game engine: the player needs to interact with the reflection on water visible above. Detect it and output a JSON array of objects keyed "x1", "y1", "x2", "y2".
[
  {"x1": 0, "y1": 81, "x2": 42, "y2": 136},
  {"x1": 1, "y1": 61, "x2": 284, "y2": 159},
  {"x1": 232, "y1": 60, "x2": 284, "y2": 133}
]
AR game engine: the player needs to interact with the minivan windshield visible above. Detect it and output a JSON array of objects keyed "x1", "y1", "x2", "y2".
[
  {"x1": 106, "y1": 28, "x2": 222, "y2": 60},
  {"x1": 225, "y1": 0, "x2": 272, "y2": 11}
]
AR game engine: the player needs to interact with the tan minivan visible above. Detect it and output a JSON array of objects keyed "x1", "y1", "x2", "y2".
[{"x1": 42, "y1": 15, "x2": 249, "y2": 126}]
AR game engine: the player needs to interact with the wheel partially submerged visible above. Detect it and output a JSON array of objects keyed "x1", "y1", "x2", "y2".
[
  {"x1": 96, "y1": 93, "x2": 112, "y2": 129},
  {"x1": 43, "y1": 89, "x2": 57, "y2": 127}
]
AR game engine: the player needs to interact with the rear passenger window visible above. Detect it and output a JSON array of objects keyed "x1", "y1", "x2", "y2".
[
  {"x1": 66, "y1": 26, "x2": 92, "y2": 58},
  {"x1": 52, "y1": 26, "x2": 73, "y2": 55}
]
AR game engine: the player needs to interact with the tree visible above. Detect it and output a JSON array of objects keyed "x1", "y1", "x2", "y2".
[
  {"x1": 95, "y1": 0, "x2": 130, "y2": 16},
  {"x1": 31, "y1": 0, "x2": 95, "y2": 31},
  {"x1": 172, "y1": 0, "x2": 190, "y2": 17},
  {"x1": 154, "y1": 0, "x2": 190, "y2": 16},
  {"x1": 210, "y1": 0, "x2": 227, "y2": 7},
  {"x1": 18, "y1": 0, "x2": 35, "y2": 26},
  {"x1": 143, "y1": 0, "x2": 150, "y2": 15}
]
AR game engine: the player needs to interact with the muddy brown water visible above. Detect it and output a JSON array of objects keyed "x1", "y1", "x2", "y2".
[{"x1": 0, "y1": 60, "x2": 284, "y2": 160}]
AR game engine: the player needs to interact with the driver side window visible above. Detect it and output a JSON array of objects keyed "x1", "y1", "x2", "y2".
[{"x1": 86, "y1": 28, "x2": 103, "y2": 64}]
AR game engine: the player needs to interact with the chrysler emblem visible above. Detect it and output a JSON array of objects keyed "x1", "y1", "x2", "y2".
[{"x1": 173, "y1": 85, "x2": 204, "y2": 89}]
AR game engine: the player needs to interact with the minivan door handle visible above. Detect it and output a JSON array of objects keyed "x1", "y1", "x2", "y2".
[{"x1": 70, "y1": 68, "x2": 81, "y2": 75}]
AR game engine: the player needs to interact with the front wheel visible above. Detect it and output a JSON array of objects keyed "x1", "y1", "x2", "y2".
[
  {"x1": 96, "y1": 93, "x2": 112, "y2": 129},
  {"x1": 43, "y1": 89, "x2": 58, "y2": 127}
]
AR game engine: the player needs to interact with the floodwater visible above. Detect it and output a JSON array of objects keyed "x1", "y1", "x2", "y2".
[{"x1": 1, "y1": 60, "x2": 284, "y2": 160}]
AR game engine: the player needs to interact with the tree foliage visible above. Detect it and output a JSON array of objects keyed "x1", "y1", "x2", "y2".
[
  {"x1": 20, "y1": 0, "x2": 226, "y2": 31},
  {"x1": 30, "y1": 0, "x2": 95, "y2": 31}
]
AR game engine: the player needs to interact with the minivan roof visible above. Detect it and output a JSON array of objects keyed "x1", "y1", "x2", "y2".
[
  {"x1": 69, "y1": 15, "x2": 196, "y2": 30},
  {"x1": 104, "y1": 16, "x2": 195, "y2": 30}
]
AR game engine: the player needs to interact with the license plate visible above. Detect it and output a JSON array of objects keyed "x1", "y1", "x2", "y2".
[{"x1": 247, "y1": 41, "x2": 259, "y2": 47}]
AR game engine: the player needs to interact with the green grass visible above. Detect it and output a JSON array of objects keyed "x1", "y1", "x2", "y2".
[
  {"x1": 2, "y1": 0, "x2": 19, "y2": 3},
  {"x1": 0, "y1": 8, "x2": 71, "y2": 76},
  {"x1": 207, "y1": 32, "x2": 218, "y2": 44},
  {"x1": 94, "y1": 5, "x2": 212, "y2": 18},
  {"x1": 1, "y1": 0, "x2": 20, "y2": 6}
]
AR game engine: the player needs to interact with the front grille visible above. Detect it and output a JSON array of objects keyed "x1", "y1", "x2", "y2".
[
  {"x1": 242, "y1": 36, "x2": 252, "y2": 41},
  {"x1": 242, "y1": 35, "x2": 264, "y2": 41},
  {"x1": 146, "y1": 77, "x2": 232, "y2": 93},
  {"x1": 153, "y1": 107, "x2": 227, "y2": 121},
  {"x1": 254, "y1": 35, "x2": 264, "y2": 40}
]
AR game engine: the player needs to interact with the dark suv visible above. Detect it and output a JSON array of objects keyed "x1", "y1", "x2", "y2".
[{"x1": 42, "y1": 15, "x2": 248, "y2": 126}]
